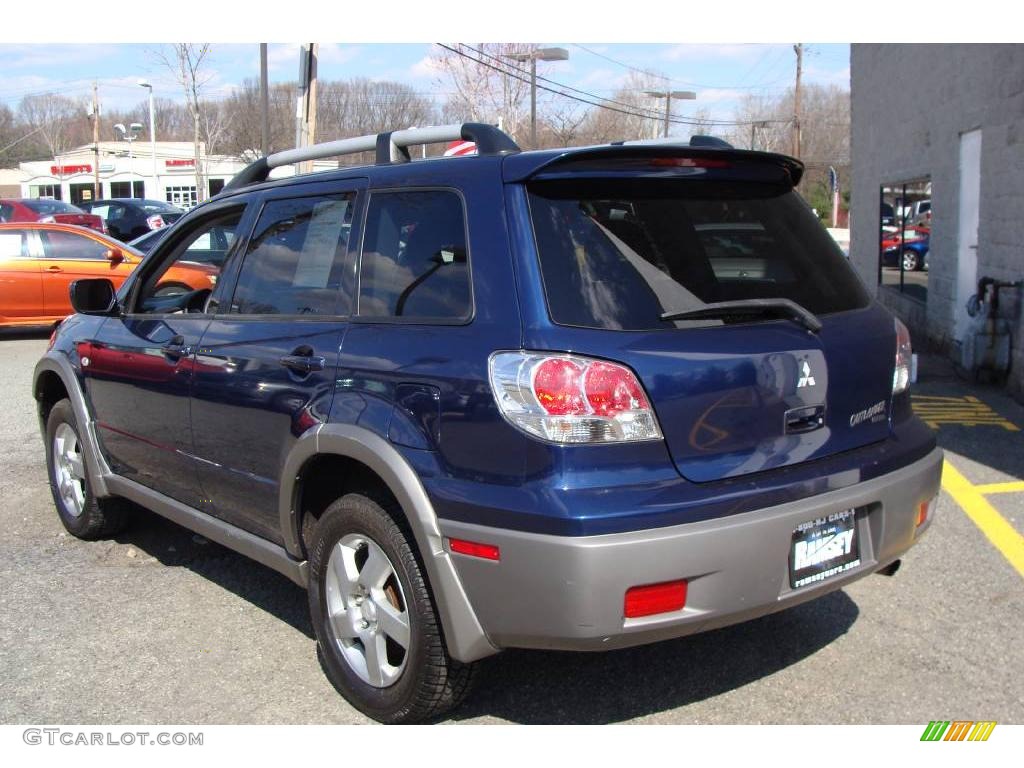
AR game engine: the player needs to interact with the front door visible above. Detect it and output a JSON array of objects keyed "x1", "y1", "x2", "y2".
[
  {"x1": 38, "y1": 228, "x2": 131, "y2": 317},
  {"x1": 83, "y1": 203, "x2": 250, "y2": 507},
  {"x1": 190, "y1": 183, "x2": 364, "y2": 542}
]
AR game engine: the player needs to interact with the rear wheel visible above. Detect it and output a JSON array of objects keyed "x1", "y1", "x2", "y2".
[
  {"x1": 902, "y1": 250, "x2": 919, "y2": 271},
  {"x1": 307, "y1": 492, "x2": 476, "y2": 723},
  {"x1": 45, "y1": 399, "x2": 130, "y2": 539}
]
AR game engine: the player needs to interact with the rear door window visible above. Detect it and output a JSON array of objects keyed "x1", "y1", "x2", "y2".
[
  {"x1": 528, "y1": 180, "x2": 869, "y2": 331},
  {"x1": 357, "y1": 190, "x2": 471, "y2": 321},
  {"x1": 229, "y1": 193, "x2": 356, "y2": 316},
  {"x1": 38, "y1": 230, "x2": 110, "y2": 261}
]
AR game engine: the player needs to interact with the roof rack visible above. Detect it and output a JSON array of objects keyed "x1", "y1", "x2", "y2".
[
  {"x1": 224, "y1": 122, "x2": 520, "y2": 192},
  {"x1": 611, "y1": 135, "x2": 734, "y2": 149}
]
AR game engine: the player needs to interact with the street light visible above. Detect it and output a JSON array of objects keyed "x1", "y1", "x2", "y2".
[
  {"x1": 114, "y1": 122, "x2": 144, "y2": 198},
  {"x1": 138, "y1": 79, "x2": 157, "y2": 199},
  {"x1": 505, "y1": 47, "x2": 569, "y2": 149},
  {"x1": 644, "y1": 89, "x2": 697, "y2": 139}
]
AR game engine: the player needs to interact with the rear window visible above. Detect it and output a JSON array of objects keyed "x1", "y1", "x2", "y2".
[
  {"x1": 23, "y1": 199, "x2": 80, "y2": 215},
  {"x1": 138, "y1": 200, "x2": 182, "y2": 214},
  {"x1": 528, "y1": 179, "x2": 869, "y2": 331}
]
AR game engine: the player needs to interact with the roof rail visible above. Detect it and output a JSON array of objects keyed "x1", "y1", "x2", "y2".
[
  {"x1": 612, "y1": 135, "x2": 735, "y2": 149},
  {"x1": 223, "y1": 122, "x2": 520, "y2": 192}
]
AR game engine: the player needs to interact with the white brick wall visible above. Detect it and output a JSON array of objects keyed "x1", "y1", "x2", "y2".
[{"x1": 851, "y1": 44, "x2": 1024, "y2": 399}]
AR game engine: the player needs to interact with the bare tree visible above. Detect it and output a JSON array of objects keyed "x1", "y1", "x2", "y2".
[
  {"x1": 577, "y1": 72, "x2": 664, "y2": 145},
  {"x1": 18, "y1": 93, "x2": 90, "y2": 159},
  {"x1": 538, "y1": 97, "x2": 587, "y2": 148},
  {"x1": 156, "y1": 44, "x2": 213, "y2": 202},
  {"x1": 433, "y1": 43, "x2": 537, "y2": 143}
]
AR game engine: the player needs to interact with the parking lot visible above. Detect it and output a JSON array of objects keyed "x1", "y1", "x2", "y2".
[{"x1": 1, "y1": 332, "x2": 1022, "y2": 725}]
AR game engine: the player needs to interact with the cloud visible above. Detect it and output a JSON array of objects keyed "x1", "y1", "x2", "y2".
[{"x1": 661, "y1": 44, "x2": 777, "y2": 62}]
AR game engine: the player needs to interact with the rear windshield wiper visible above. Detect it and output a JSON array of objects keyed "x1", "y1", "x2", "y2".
[{"x1": 660, "y1": 298, "x2": 822, "y2": 333}]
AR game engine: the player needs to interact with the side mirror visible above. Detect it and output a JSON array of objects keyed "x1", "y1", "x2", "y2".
[
  {"x1": 70, "y1": 278, "x2": 119, "y2": 316},
  {"x1": 104, "y1": 247, "x2": 125, "y2": 265}
]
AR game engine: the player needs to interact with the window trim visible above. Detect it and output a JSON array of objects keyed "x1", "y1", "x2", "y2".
[
  {"x1": 352, "y1": 185, "x2": 475, "y2": 327},
  {"x1": 217, "y1": 182, "x2": 367, "y2": 322}
]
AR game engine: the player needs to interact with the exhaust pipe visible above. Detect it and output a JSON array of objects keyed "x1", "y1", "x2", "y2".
[{"x1": 876, "y1": 559, "x2": 901, "y2": 577}]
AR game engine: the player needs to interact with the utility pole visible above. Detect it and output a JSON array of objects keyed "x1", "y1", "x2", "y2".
[
  {"x1": 91, "y1": 83, "x2": 100, "y2": 201},
  {"x1": 793, "y1": 43, "x2": 803, "y2": 159},
  {"x1": 295, "y1": 44, "x2": 318, "y2": 173},
  {"x1": 259, "y1": 43, "x2": 269, "y2": 157}
]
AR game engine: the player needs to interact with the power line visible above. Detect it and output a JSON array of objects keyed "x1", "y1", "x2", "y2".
[{"x1": 444, "y1": 44, "x2": 789, "y2": 129}]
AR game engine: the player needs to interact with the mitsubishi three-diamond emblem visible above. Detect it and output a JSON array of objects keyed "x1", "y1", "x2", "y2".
[{"x1": 797, "y1": 360, "x2": 816, "y2": 388}]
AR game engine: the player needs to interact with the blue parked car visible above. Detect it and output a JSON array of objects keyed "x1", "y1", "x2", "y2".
[{"x1": 33, "y1": 124, "x2": 942, "y2": 723}]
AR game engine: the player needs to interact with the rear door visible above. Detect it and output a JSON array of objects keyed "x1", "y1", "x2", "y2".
[
  {"x1": 189, "y1": 180, "x2": 365, "y2": 541},
  {"x1": 521, "y1": 165, "x2": 895, "y2": 483},
  {"x1": 0, "y1": 228, "x2": 43, "y2": 323}
]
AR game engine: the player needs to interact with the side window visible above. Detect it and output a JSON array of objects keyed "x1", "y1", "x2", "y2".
[
  {"x1": 358, "y1": 190, "x2": 470, "y2": 321},
  {"x1": 0, "y1": 203, "x2": 14, "y2": 222},
  {"x1": 229, "y1": 193, "x2": 355, "y2": 316},
  {"x1": 0, "y1": 230, "x2": 29, "y2": 259},
  {"x1": 89, "y1": 204, "x2": 110, "y2": 220},
  {"x1": 38, "y1": 230, "x2": 110, "y2": 260},
  {"x1": 135, "y1": 210, "x2": 242, "y2": 311}
]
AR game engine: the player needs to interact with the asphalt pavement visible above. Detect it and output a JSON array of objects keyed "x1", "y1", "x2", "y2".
[{"x1": 1, "y1": 332, "x2": 1021, "y2": 724}]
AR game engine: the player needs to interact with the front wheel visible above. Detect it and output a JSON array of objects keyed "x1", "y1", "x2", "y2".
[
  {"x1": 902, "y1": 250, "x2": 919, "y2": 271},
  {"x1": 307, "y1": 493, "x2": 476, "y2": 723},
  {"x1": 45, "y1": 399, "x2": 130, "y2": 539}
]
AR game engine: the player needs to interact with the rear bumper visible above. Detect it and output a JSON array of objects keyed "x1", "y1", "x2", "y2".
[{"x1": 439, "y1": 446, "x2": 943, "y2": 651}]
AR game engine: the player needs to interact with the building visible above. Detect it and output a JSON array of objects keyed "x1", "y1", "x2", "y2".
[
  {"x1": 17, "y1": 141, "x2": 249, "y2": 209},
  {"x1": 850, "y1": 44, "x2": 1024, "y2": 399}
]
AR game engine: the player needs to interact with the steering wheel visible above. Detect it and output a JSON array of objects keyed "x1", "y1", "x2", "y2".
[{"x1": 185, "y1": 288, "x2": 212, "y2": 313}]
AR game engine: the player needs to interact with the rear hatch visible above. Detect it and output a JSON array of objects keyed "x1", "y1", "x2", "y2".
[{"x1": 520, "y1": 149, "x2": 895, "y2": 482}]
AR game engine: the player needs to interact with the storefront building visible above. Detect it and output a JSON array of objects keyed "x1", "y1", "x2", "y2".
[{"x1": 18, "y1": 142, "x2": 248, "y2": 209}]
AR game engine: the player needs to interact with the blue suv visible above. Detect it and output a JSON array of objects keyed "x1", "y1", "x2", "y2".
[{"x1": 33, "y1": 123, "x2": 942, "y2": 723}]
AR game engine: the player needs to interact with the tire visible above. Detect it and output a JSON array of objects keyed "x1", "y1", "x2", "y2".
[
  {"x1": 153, "y1": 282, "x2": 192, "y2": 298},
  {"x1": 45, "y1": 399, "x2": 130, "y2": 540},
  {"x1": 902, "y1": 250, "x2": 919, "y2": 272},
  {"x1": 307, "y1": 492, "x2": 476, "y2": 723}
]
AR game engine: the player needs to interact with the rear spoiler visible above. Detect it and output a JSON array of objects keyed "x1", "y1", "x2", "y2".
[{"x1": 503, "y1": 145, "x2": 804, "y2": 187}]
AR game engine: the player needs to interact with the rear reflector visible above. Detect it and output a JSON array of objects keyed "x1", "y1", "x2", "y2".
[
  {"x1": 448, "y1": 538, "x2": 500, "y2": 561},
  {"x1": 916, "y1": 496, "x2": 936, "y2": 528},
  {"x1": 624, "y1": 580, "x2": 687, "y2": 618}
]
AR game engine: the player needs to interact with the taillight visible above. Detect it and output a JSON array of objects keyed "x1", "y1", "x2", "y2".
[
  {"x1": 624, "y1": 580, "x2": 687, "y2": 618},
  {"x1": 893, "y1": 318, "x2": 912, "y2": 394},
  {"x1": 488, "y1": 351, "x2": 662, "y2": 444},
  {"x1": 147, "y1": 215, "x2": 166, "y2": 230}
]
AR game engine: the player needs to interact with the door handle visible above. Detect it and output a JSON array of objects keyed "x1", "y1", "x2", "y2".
[
  {"x1": 280, "y1": 354, "x2": 326, "y2": 373},
  {"x1": 47, "y1": 265, "x2": 63, "y2": 272},
  {"x1": 161, "y1": 335, "x2": 192, "y2": 358}
]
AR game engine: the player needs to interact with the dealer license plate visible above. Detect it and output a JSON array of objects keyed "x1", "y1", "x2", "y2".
[{"x1": 789, "y1": 508, "x2": 861, "y2": 589}]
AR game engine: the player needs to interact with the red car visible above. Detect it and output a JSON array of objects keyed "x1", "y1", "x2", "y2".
[
  {"x1": 0, "y1": 198, "x2": 105, "y2": 234},
  {"x1": 881, "y1": 225, "x2": 929, "y2": 252}
]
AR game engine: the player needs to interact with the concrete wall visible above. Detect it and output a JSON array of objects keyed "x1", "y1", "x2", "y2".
[{"x1": 850, "y1": 44, "x2": 1024, "y2": 399}]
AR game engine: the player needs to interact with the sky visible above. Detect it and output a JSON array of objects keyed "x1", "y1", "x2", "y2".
[{"x1": 0, "y1": 43, "x2": 850, "y2": 132}]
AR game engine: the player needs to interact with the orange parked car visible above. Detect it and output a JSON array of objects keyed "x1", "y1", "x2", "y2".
[{"x1": 0, "y1": 222, "x2": 218, "y2": 328}]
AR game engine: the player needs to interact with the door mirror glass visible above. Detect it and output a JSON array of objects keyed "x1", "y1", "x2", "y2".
[{"x1": 70, "y1": 278, "x2": 118, "y2": 315}]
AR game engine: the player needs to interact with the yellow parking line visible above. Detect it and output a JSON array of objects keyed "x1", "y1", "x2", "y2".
[
  {"x1": 942, "y1": 461, "x2": 1024, "y2": 580},
  {"x1": 974, "y1": 481, "x2": 1024, "y2": 495}
]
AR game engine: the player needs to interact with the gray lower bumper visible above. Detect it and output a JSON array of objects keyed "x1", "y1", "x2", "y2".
[{"x1": 439, "y1": 447, "x2": 943, "y2": 652}]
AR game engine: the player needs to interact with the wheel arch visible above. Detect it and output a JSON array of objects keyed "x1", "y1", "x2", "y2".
[
  {"x1": 33, "y1": 352, "x2": 112, "y2": 497},
  {"x1": 280, "y1": 424, "x2": 498, "y2": 663}
]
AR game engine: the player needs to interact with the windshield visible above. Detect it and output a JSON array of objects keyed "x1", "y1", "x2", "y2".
[
  {"x1": 23, "y1": 199, "x2": 81, "y2": 215},
  {"x1": 528, "y1": 179, "x2": 869, "y2": 331}
]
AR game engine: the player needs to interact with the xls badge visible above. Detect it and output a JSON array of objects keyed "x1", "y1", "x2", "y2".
[{"x1": 797, "y1": 360, "x2": 816, "y2": 388}]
